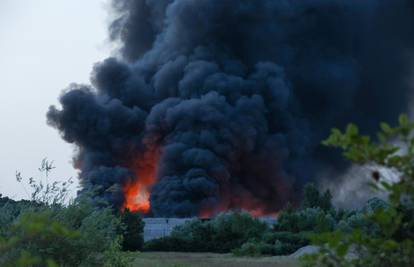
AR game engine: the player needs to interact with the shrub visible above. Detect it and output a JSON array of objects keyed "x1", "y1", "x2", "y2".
[
  {"x1": 120, "y1": 209, "x2": 144, "y2": 251},
  {"x1": 209, "y1": 212, "x2": 268, "y2": 252},
  {"x1": 144, "y1": 203, "x2": 337, "y2": 256},
  {"x1": 302, "y1": 115, "x2": 414, "y2": 267},
  {"x1": 264, "y1": 231, "x2": 310, "y2": 247},
  {"x1": 273, "y1": 240, "x2": 300, "y2": 255},
  {"x1": 144, "y1": 212, "x2": 268, "y2": 253},
  {"x1": 234, "y1": 231, "x2": 311, "y2": 257},
  {"x1": 0, "y1": 161, "x2": 129, "y2": 267},
  {"x1": 275, "y1": 207, "x2": 336, "y2": 233},
  {"x1": 336, "y1": 212, "x2": 372, "y2": 234},
  {"x1": 263, "y1": 231, "x2": 310, "y2": 255},
  {"x1": 144, "y1": 236, "x2": 193, "y2": 252},
  {"x1": 0, "y1": 202, "x2": 127, "y2": 267},
  {"x1": 0, "y1": 211, "x2": 80, "y2": 267},
  {"x1": 171, "y1": 219, "x2": 215, "y2": 252},
  {"x1": 0, "y1": 196, "x2": 43, "y2": 237},
  {"x1": 302, "y1": 184, "x2": 333, "y2": 211},
  {"x1": 233, "y1": 241, "x2": 274, "y2": 257}
]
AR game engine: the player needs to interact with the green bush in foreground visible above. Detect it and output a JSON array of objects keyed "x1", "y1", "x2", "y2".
[
  {"x1": 302, "y1": 115, "x2": 414, "y2": 267},
  {"x1": 0, "y1": 211, "x2": 78, "y2": 267},
  {"x1": 0, "y1": 201, "x2": 128, "y2": 267},
  {"x1": 0, "y1": 160, "x2": 130, "y2": 267}
]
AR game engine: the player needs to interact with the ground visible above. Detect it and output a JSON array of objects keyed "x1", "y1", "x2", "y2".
[{"x1": 129, "y1": 252, "x2": 300, "y2": 267}]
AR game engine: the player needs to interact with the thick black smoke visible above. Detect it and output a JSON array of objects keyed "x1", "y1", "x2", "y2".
[{"x1": 48, "y1": 0, "x2": 414, "y2": 217}]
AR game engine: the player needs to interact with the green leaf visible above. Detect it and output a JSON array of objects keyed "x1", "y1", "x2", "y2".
[
  {"x1": 399, "y1": 114, "x2": 409, "y2": 126},
  {"x1": 335, "y1": 243, "x2": 349, "y2": 257},
  {"x1": 346, "y1": 124, "x2": 359, "y2": 137},
  {"x1": 380, "y1": 122, "x2": 392, "y2": 135}
]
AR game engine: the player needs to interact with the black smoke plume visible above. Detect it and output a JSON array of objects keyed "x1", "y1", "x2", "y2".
[{"x1": 48, "y1": 0, "x2": 414, "y2": 217}]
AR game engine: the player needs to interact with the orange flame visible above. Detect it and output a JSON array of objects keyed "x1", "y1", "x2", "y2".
[
  {"x1": 122, "y1": 147, "x2": 160, "y2": 213},
  {"x1": 199, "y1": 195, "x2": 279, "y2": 218}
]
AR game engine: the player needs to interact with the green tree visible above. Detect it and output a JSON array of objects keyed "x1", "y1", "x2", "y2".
[
  {"x1": 275, "y1": 207, "x2": 335, "y2": 233},
  {"x1": 302, "y1": 183, "x2": 333, "y2": 211},
  {"x1": 302, "y1": 115, "x2": 414, "y2": 267},
  {"x1": 120, "y1": 209, "x2": 144, "y2": 251},
  {"x1": 0, "y1": 161, "x2": 129, "y2": 267},
  {"x1": 144, "y1": 212, "x2": 268, "y2": 253},
  {"x1": 210, "y1": 212, "x2": 268, "y2": 252},
  {"x1": 0, "y1": 211, "x2": 79, "y2": 267}
]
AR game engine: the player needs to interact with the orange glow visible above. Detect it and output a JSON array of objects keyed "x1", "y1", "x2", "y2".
[
  {"x1": 199, "y1": 202, "x2": 278, "y2": 218},
  {"x1": 199, "y1": 207, "x2": 217, "y2": 219},
  {"x1": 122, "y1": 147, "x2": 160, "y2": 213}
]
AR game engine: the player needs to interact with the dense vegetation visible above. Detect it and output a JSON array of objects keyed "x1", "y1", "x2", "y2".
[
  {"x1": 120, "y1": 209, "x2": 144, "y2": 251},
  {"x1": 0, "y1": 161, "x2": 143, "y2": 267},
  {"x1": 144, "y1": 115, "x2": 414, "y2": 267},
  {"x1": 2, "y1": 115, "x2": 414, "y2": 266},
  {"x1": 144, "y1": 212, "x2": 268, "y2": 253},
  {"x1": 143, "y1": 183, "x2": 387, "y2": 257},
  {"x1": 302, "y1": 115, "x2": 414, "y2": 267}
]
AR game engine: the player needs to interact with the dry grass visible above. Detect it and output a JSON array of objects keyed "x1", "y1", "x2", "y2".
[{"x1": 129, "y1": 252, "x2": 300, "y2": 267}]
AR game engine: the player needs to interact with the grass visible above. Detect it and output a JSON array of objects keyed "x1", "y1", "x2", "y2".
[{"x1": 129, "y1": 252, "x2": 300, "y2": 267}]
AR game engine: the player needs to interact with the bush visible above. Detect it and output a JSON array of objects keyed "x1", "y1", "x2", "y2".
[
  {"x1": 275, "y1": 207, "x2": 336, "y2": 233},
  {"x1": 209, "y1": 212, "x2": 268, "y2": 252},
  {"x1": 233, "y1": 231, "x2": 312, "y2": 257},
  {"x1": 143, "y1": 189, "x2": 337, "y2": 256},
  {"x1": 264, "y1": 231, "x2": 310, "y2": 255},
  {"x1": 302, "y1": 115, "x2": 414, "y2": 267},
  {"x1": 264, "y1": 231, "x2": 310, "y2": 247},
  {"x1": 233, "y1": 241, "x2": 274, "y2": 257},
  {"x1": 273, "y1": 240, "x2": 301, "y2": 255},
  {"x1": 120, "y1": 209, "x2": 144, "y2": 251},
  {"x1": 0, "y1": 201, "x2": 127, "y2": 267},
  {"x1": 171, "y1": 219, "x2": 216, "y2": 252},
  {"x1": 0, "y1": 211, "x2": 79, "y2": 267},
  {"x1": 0, "y1": 161, "x2": 129, "y2": 267},
  {"x1": 144, "y1": 212, "x2": 268, "y2": 253},
  {"x1": 0, "y1": 196, "x2": 43, "y2": 237},
  {"x1": 144, "y1": 236, "x2": 193, "y2": 252},
  {"x1": 302, "y1": 184, "x2": 333, "y2": 211}
]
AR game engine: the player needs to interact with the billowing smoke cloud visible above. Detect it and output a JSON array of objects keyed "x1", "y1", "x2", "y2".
[{"x1": 48, "y1": 0, "x2": 414, "y2": 217}]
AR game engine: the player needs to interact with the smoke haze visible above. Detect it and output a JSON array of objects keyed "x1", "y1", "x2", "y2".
[{"x1": 48, "y1": 0, "x2": 414, "y2": 217}]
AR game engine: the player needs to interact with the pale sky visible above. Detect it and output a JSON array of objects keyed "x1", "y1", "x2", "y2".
[{"x1": 0, "y1": 0, "x2": 109, "y2": 200}]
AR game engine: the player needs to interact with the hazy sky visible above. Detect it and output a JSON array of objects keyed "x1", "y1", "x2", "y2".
[{"x1": 0, "y1": 0, "x2": 109, "y2": 200}]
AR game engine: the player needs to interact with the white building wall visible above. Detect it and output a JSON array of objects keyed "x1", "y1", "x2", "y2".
[{"x1": 143, "y1": 218, "x2": 195, "y2": 241}]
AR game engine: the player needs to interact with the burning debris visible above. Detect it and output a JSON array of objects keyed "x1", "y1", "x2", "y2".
[
  {"x1": 122, "y1": 146, "x2": 160, "y2": 213},
  {"x1": 47, "y1": 0, "x2": 414, "y2": 217}
]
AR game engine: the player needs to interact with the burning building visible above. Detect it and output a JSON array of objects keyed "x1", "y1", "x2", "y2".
[{"x1": 47, "y1": 0, "x2": 414, "y2": 217}]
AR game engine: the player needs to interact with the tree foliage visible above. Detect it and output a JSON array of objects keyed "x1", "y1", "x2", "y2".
[
  {"x1": 144, "y1": 212, "x2": 268, "y2": 253},
  {"x1": 302, "y1": 115, "x2": 414, "y2": 267},
  {"x1": 275, "y1": 207, "x2": 336, "y2": 234},
  {"x1": 0, "y1": 161, "x2": 130, "y2": 267},
  {"x1": 302, "y1": 184, "x2": 333, "y2": 211},
  {"x1": 120, "y1": 209, "x2": 144, "y2": 251}
]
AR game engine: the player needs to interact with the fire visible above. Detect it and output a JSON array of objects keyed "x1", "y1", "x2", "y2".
[
  {"x1": 199, "y1": 201, "x2": 278, "y2": 218},
  {"x1": 122, "y1": 147, "x2": 160, "y2": 213},
  {"x1": 123, "y1": 180, "x2": 151, "y2": 213}
]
